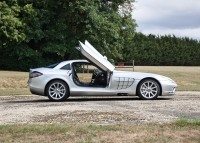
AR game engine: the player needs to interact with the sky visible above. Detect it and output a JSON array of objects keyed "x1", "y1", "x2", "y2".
[{"x1": 132, "y1": 0, "x2": 200, "y2": 40}]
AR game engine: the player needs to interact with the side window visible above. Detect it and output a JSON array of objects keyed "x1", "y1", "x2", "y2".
[
  {"x1": 61, "y1": 64, "x2": 71, "y2": 70},
  {"x1": 46, "y1": 63, "x2": 59, "y2": 68},
  {"x1": 74, "y1": 63, "x2": 98, "y2": 83}
]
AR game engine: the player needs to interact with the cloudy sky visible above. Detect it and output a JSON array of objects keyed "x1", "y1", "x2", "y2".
[{"x1": 132, "y1": 0, "x2": 200, "y2": 40}]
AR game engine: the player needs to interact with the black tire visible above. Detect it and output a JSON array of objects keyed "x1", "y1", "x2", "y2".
[
  {"x1": 46, "y1": 80, "x2": 69, "y2": 101},
  {"x1": 137, "y1": 79, "x2": 161, "y2": 100}
]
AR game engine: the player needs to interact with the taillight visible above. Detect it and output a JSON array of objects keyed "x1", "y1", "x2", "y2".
[{"x1": 30, "y1": 71, "x2": 43, "y2": 78}]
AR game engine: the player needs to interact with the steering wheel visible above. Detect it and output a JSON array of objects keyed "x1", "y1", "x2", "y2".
[
  {"x1": 91, "y1": 69, "x2": 99, "y2": 84},
  {"x1": 93, "y1": 69, "x2": 99, "y2": 76}
]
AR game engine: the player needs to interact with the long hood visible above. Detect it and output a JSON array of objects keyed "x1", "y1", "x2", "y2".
[
  {"x1": 113, "y1": 70, "x2": 173, "y2": 81},
  {"x1": 77, "y1": 40, "x2": 115, "y2": 72}
]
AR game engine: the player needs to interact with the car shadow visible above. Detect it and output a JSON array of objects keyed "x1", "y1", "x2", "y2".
[{"x1": 6, "y1": 96, "x2": 172, "y2": 103}]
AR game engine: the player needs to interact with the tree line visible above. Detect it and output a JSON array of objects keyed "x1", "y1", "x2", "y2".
[
  {"x1": 123, "y1": 33, "x2": 200, "y2": 66},
  {"x1": 0, "y1": 0, "x2": 199, "y2": 71}
]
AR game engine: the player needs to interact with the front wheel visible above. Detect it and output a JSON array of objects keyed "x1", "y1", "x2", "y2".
[
  {"x1": 137, "y1": 79, "x2": 161, "y2": 100},
  {"x1": 46, "y1": 80, "x2": 69, "y2": 101}
]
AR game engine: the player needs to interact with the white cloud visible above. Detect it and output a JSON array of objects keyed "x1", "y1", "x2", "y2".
[{"x1": 132, "y1": 0, "x2": 200, "y2": 40}]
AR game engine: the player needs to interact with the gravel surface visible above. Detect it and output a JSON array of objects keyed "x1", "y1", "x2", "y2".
[{"x1": 0, "y1": 91, "x2": 200, "y2": 125}]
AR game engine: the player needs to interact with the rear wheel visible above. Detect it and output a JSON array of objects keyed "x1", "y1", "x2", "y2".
[
  {"x1": 46, "y1": 80, "x2": 69, "y2": 101},
  {"x1": 137, "y1": 79, "x2": 161, "y2": 100}
]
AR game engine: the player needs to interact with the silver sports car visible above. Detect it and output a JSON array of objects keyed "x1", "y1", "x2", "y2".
[{"x1": 28, "y1": 40, "x2": 177, "y2": 101}]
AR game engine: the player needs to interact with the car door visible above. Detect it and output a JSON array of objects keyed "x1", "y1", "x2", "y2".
[{"x1": 76, "y1": 40, "x2": 115, "y2": 72}]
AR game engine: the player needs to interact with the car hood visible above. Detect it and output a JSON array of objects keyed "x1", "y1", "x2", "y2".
[
  {"x1": 77, "y1": 40, "x2": 115, "y2": 72},
  {"x1": 114, "y1": 70, "x2": 175, "y2": 81}
]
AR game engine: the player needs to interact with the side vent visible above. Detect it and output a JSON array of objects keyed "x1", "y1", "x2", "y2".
[{"x1": 113, "y1": 77, "x2": 135, "y2": 89}]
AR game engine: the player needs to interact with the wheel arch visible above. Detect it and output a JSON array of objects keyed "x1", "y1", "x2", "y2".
[
  {"x1": 136, "y1": 77, "x2": 162, "y2": 96},
  {"x1": 45, "y1": 78, "x2": 70, "y2": 96}
]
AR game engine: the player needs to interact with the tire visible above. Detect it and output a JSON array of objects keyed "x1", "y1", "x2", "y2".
[
  {"x1": 137, "y1": 79, "x2": 161, "y2": 100},
  {"x1": 46, "y1": 80, "x2": 69, "y2": 101}
]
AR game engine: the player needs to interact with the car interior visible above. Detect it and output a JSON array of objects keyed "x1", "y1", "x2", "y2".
[{"x1": 72, "y1": 62, "x2": 107, "y2": 87}]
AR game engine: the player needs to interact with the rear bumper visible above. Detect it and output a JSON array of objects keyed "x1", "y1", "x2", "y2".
[
  {"x1": 30, "y1": 88, "x2": 45, "y2": 96},
  {"x1": 29, "y1": 86, "x2": 45, "y2": 96},
  {"x1": 28, "y1": 79, "x2": 45, "y2": 96}
]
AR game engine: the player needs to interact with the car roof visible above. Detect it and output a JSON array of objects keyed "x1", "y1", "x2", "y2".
[{"x1": 54, "y1": 59, "x2": 89, "y2": 69}]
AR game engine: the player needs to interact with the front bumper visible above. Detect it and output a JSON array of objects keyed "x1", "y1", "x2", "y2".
[{"x1": 160, "y1": 80, "x2": 177, "y2": 96}]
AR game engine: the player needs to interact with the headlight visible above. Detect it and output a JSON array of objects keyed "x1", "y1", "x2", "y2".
[
  {"x1": 161, "y1": 76, "x2": 173, "y2": 81},
  {"x1": 159, "y1": 76, "x2": 176, "y2": 84}
]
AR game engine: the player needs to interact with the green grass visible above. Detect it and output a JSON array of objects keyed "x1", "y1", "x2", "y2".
[
  {"x1": 0, "y1": 66, "x2": 200, "y2": 96},
  {"x1": 175, "y1": 118, "x2": 200, "y2": 127},
  {"x1": 0, "y1": 120, "x2": 200, "y2": 143}
]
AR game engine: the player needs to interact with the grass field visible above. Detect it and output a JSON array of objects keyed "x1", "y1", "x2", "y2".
[
  {"x1": 0, "y1": 71, "x2": 30, "y2": 96},
  {"x1": 0, "y1": 119, "x2": 199, "y2": 143},
  {"x1": 0, "y1": 66, "x2": 199, "y2": 96}
]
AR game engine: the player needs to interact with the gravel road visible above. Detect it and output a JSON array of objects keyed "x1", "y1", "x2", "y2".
[{"x1": 0, "y1": 91, "x2": 200, "y2": 125}]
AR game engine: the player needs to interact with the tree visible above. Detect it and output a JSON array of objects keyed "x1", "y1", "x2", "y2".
[
  {"x1": 123, "y1": 33, "x2": 200, "y2": 66},
  {"x1": 0, "y1": 0, "x2": 136, "y2": 70}
]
